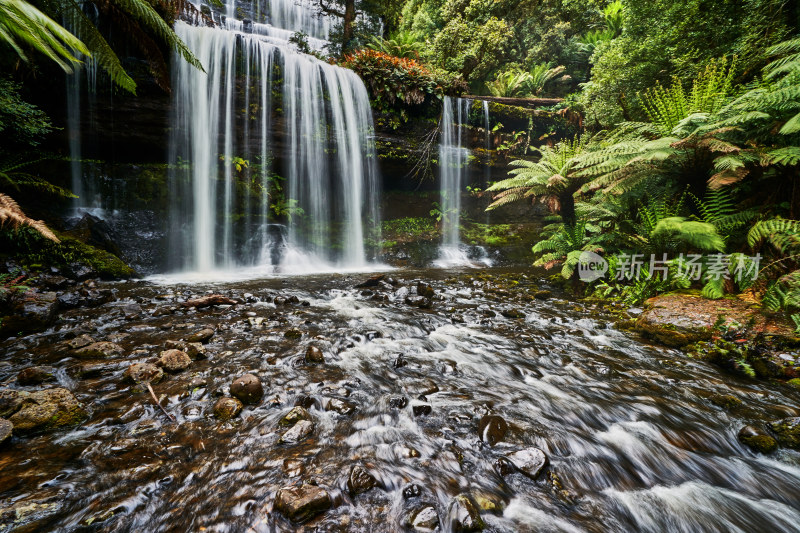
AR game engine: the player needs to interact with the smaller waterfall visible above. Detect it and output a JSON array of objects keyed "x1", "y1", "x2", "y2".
[{"x1": 436, "y1": 96, "x2": 472, "y2": 265}]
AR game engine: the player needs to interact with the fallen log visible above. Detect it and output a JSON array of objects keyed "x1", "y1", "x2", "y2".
[{"x1": 182, "y1": 294, "x2": 237, "y2": 308}]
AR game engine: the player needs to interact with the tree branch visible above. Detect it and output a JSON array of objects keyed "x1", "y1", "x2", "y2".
[{"x1": 317, "y1": 0, "x2": 344, "y2": 18}]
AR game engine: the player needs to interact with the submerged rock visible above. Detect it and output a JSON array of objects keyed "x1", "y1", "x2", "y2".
[
  {"x1": 347, "y1": 465, "x2": 376, "y2": 495},
  {"x1": 0, "y1": 291, "x2": 58, "y2": 337},
  {"x1": 768, "y1": 417, "x2": 800, "y2": 449},
  {"x1": 72, "y1": 341, "x2": 124, "y2": 359},
  {"x1": 213, "y1": 397, "x2": 243, "y2": 421},
  {"x1": 0, "y1": 390, "x2": 24, "y2": 418},
  {"x1": 17, "y1": 367, "x2": 56, "y2": 386},
  {"x1": 406, "y1": 505, "x2": 439, "y2": 532},
  {"x1": 122, "y1": 363, "x2": 164, "y2": 385},
  {"x1": 274, "y1": 484, "x2": 331, "y2": 522},
  {"x1": 7, "y1": 388, "x2": 87, "y2": 434},
  {"x1": 59, "y1": 334, "x2": 95, "y2": 351},
  {"x1": 230, "y1": 374, "x2": 263, "y2": 404},
  {"x1": 165, "y1": 340, "x2": 206, "y2": 359},
  {"x1": 279, "y1": 406, "x2": 312, "y2": 427},
  {"x1": 478, "y1": 415, "x2": 508, "y2": 445},
  {"x1": 738, "y1": 425, "x2": 778, "y2": 453},
  {"x1": 325, "y1": 398, "x2": 356, "y2": 415},
  {"x1": 304, "y1": 345, "x2": 325, "y2": 364},
  {"x1": 279, "y1": 419, "x2": 314, "y2": 444},
  {"x1": 187, "y1": 328, "x2": 215, "y2": 343},
  {"x1": 0, "y1": 418, "x2": 12, "y2": 445},
  {"x1": 447, "y1": 494, "x2": 485, "y2": 532},
  {"x1": 506, "y1": 447, "x2": 548, "y2": 479},
  {"x1": 157, "y1": 349, "x2": 192, "y2": 373}
]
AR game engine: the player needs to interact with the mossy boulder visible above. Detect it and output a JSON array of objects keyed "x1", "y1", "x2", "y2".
[
  {"x1": 768, "y1": 417, "x2": 800, "y2": 449},
  {"x1": 738, "y1": 425, "x2": 778, "y2": 453},
  {"x1": 0, "y1": 291, "x2": 58, "y2": 338},
  {"x1": 4, "y1": 388, "x2": 87, "y2": 435}
]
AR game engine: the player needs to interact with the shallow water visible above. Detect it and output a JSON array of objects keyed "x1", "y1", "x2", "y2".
[{"x1": 1, "y1": 267, "x2": 799, "y2": 532}]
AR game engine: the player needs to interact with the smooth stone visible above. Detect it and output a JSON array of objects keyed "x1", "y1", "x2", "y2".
[
  {"x1": 72, "y1": 341, "x2": 124, "y2": 359},
  {"x1": 738, "y1": 425, "x2": 778, "y2": 453},
  {"x1": 230, "y1": 373, "x2": 263, "y2": 404},
  {"x1": 274, "y1": 484, "x2": 331, "y2": 522},
  {"x1": 60, "y1": 334, "x2": 95, "y2": 351},
  {"x1": 447, "y1": 494, "x2": 485, "y2": 532},
  {"x1": 412, "y1": 403, "x2": 432, "y2": 417},
  {"x1": 407, "y1": 505, "x2": 439, "y2": 531},
  {"x1": 17, "y1": 366, "x2": 56, "y2": 386},
  {"x1": 402, "y1": 484, "x2": 422, "y2": 499},
  {"x1": 165, "y1": 340, "x2": 206, "y2": 359},
  {"x1": 347, "y1": 465, "x2": 376, "y2": 495},
  {"x1": 304, "y1": 345, "x2": 325, "y2": 364},
  {"x1": 279, "y1": 419, "x2": 314, "y2": 444},
  {"x1": 8, "y1": 388, "x2": 87, "y2": 434},
  {"x1": 279, "y1": 406, "x2": 312, "y2": 427},
  {"x1": 157, "y1": 349, "x2": 192, "y2": 372},
  {"x1": 325, "y1": 398, "x2": 356, "y2": 415},
  {"x1": 478, "y1": 415, "x2": 508, "y2": 445},
  {"x1": 213, "y1": 397, "x2": 243, "y2": 421},
  {"x1": 123, "y1": 363, "x2": 164, "y2": 385},
  {"x1": 187, "y1": 328, "x2": 215, "y2": 343},
  {"x1": 506, "y1": 447, "x2": 548, "y2": 479},
  {"x1": 501, "y1": 308, "x2": 525, "y2": 319},
  {"x1": 0, "y1": 418, "x2": 12, "y2": 445},
  {"x1": 389, "y1": 397, "x2": 408, "y2": 409}
]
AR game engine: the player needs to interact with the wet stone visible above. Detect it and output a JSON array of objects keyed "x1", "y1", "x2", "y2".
[
  {"x1": 325, "y1": 398, "x2": 356, "y2": 415},
  {"x1": 17, "y1": 367, "x2": 55, "y2": 386},
  {"x1": 738, "y1": 425, "x2": 778, "y2": 453},
  {"x1": 59, "y1": 334, "x2": 94, "y2": 351},
  {"x1": 304, "y1": 345, "x2": 325, "y2": 365},
  {"x1": 389, "y1": 397, "x2": 408, "y2": 409},
  {"x1": 284, "y1": 328, "x2": 303, "y2": 340},
  {"x1": 407, "y1": 505, "x2": 439, "y2": 532},
  {"x1": 274, "y1": 484, "x2": 332, "y2": 523},
  {"x1": 123, "y1": 363, "x2": 164, "y2": 385},
  {"x1": 279, "y1": 406, "x2": 312, "y2": 427},
  {"x1": 230, "y1": 373, "x2": 263, "y2": 404},
  {"x1": 72, "y1": 341, "x2": 124, "y2": 359},
  {"x1": 768, "y1": 417, "x2": 800, "y2": 449},
  {"x1": 283, "y1": 458, "x2": 305, "y2": 477},
  {"x1": 0, "y1": 418, "x2": 12, "y2": 445},
  {"x1": 478, "y1": 415, "x2": 508, "y2": 446},
  {"x1": 402, "y1": 484, "x2": 422, "y2": 499},
  {"x1": 347, "y1": 465, "x2": 376, "y2": 495},
  {"x1": 279, "y1": 419, "x2": 314, "y2": 444},
  {"x1": 506, "y1": 447, "x2": 548, "y2": 479},
  {"x1": 157, "y1": 349, "x2": 192, "y2": 373},
  {"x1": 213, "y1": 397, "x2": 243, "y2": 421},
  {"x1": 412, "y1": 403, "x2": 432, "y2": 417},
  {"x1": 501, "y1": 308, "x2": 525, "y2": 319},
  {"x1": 417, "y1": 282, "x2": 435, "y2": 298},
  {"x1": 187, "y1": 328, "x2": 215, "y2": 344},
  {"x1": 447, "y1": 494, "x2": 485, "y2": 532},
  {"x1": 8, "y1": 388, "x2": 87, "y2": 435},
  {"x1": 165, "y1": 340, "x2": 206, "y2": 359},
  {"x1": 0, "y1": 390, "x2": 24, "y2": 418},
  {"x1": 494, "y1": 456, "x2": 516, "y2": 476}
]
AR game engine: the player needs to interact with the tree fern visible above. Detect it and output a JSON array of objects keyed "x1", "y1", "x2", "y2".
[{"x1": 0, "y1": 192, "x2": 59, "y2": 242}]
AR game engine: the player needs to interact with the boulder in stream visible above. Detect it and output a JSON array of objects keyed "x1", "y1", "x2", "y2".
[
  {"x1": 304, "y1": 345, "x2": 325, "y2": 365},
  {"x1": 0, "y1": 291, "x2": 58, "y2": 337},
  {"x1": 213, "y1": 397, "x2": 243, "y2": 421},
  {"x1": 122, "y1": 363, "x2": 164, "y2": 385},
  {"x1": 0, "y1": 418, "x2": 12, "y2": 445},
  {"x1": 347, "y1": 465, "x2": 376, "y2": 495},
  {"x1": 279, "y1": 406, "x2": 312, "y2": 427},
  {"x1": 506, "y1": 447, "x2": 548, "y2": 479},
  {"x1": 17, "y1": 367, "x2": 56, "y2": 386},
  {"x1": 187, "y1": 328, "x2": 215, "y2": 343},
  {"x1": 72, "y1": 341, "x2": 124, "y2": 359},
  {"x1": 447, "y1": 494, "x2": 485, "y2": 532},
  {"x1": 768, "y1": 417, "x2": 800, "y2": 449},
  {"x1": 230, "y1": 374, "x2": 263, "y2": 404},
  {"x1": 6, "y1": 388, "x2": 87, "y2": 435},
  {"x1": 278, "y1": 419, "x2": 315, "y2": 444},
  {"x1": 738, "y1": 425, "x2": 778, "y2": 453},
  {"x1": 274, "y1": 484, "x2": 332, "y2": 522},
  {"x1": 478, "y1": 415, "x2": 508, "y2": 445},
  {"x1": 157, "y1": 349, "x2": 192, "y2": 373},
  {"x1": 406, "y1": 505, "x2": 439, "y2": 532},
  {"x1": 59, "y1": 334, "x2": 95, "y2": 351}
]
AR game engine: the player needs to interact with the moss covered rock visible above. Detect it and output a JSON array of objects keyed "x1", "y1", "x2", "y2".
[
  {"x1": 768, "y1": 417, "x2": 800, "y2": 449},
  {"x1": 5, "y1": 388, "x2": 87, "y2": 435}
]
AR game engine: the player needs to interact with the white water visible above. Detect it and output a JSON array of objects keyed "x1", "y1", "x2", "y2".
[{"x1": 168, "y1": 0, "x2": 380, "y2": 274}]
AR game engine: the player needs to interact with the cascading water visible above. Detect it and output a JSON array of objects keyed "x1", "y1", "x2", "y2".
[
  {"x1": 436, "y1": 96, "x2": 473, "y2": 266},
  {"x1": 168, "y1": 0, "x2": 380, "y2": 275}
]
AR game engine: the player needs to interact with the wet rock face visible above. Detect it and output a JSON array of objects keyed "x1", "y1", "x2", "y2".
[
  {"x1": 123, "y1": 363, "x2": 164, "y2": 385},
  {"x1": 0, "y1": 418, "x2": 12, "y2": 445},
  {"x1": 279, "y1": 419, "x2": 315, "y2": 444},
  {"x1": 347, "y1": 465, "x2": 376, "y2": 495},
  {"x1": 5, "y1": 388, "x2": 87, "y2": 435},
  {"x1": 738, "y1": 425, "x2": 778, "y2": 453},
  {"x1": 769, "y1": 417, "x2": 800, "y2": 449},
  {"x1": 72, "y1": 341, "x2": 124, "y2": 359},
  {"x1": 506, "y1": 447, "x2": 548, "y2": 479},
  {"x1": 230, "y1": 374, "x2": 263, "y2": 404},
  {"x1": 213, "y1": 397, "x2": 243, "y2": 421},
  {"x1": 478, "y1": 415, "x2": 508, "y2": 445},
  {"x1": 304, "y1": 345, "x2": 324, "y2": 365},
  {"x1": 17, "y1": 367, "x2": 56, "y2": 386},
  {"x1": 447, "y1": 494, "x2": 485, "y2": 532},
  {"x1": 157, "y1": 349, "x2": 192, "y2": 372},
  {"x1": 407, "y1": 505, "x2": 439, "y2": 531},
  {"x1": 0, "y1": 291, "x2": 58, "y2": 337},
  {"x1": 274, "y1": 484, "x2": 332, "y2": 523}
]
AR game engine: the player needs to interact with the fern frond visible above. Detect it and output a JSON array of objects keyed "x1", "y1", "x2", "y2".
[{"x1": 0, "y1": 192, "x2": 59, "y2": 242}]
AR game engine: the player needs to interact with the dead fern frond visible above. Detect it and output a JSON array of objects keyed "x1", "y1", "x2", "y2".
[{"x1": 0, "y1": 193, "x2": 60, "y2": 242}]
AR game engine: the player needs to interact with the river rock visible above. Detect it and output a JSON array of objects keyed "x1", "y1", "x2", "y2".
[
  {"x1": 304, "y1": 345, "x2": 324, "y2": 364},
  {"x1": 279, "y1": 419, "x2": 314, "y2": 444},
  {"x1": 279, "y1": 406, "x2": 312, "y2": 426},
  {"x1": 768, "y1": 417, "x2": 800, "y2": 449},
  {"x1": 165, "y1": 340, "x2": 206, "y2": 359},
  {"x1": 325, "y1": 398, "x2": 356, "y2": 415},
  {"x1": 283, "y1": 458, "x2": 305, "y2": 477},
  {"x1": 274, "y1": 484, "x2": 331, "y2": 522},
  {"x1": 8, "y1": 388, "x2": 87, "y2": 435},
  {"x1": 284, "y1": 328, "x2": 303, "y2": 339},
  {"x1": 447, "y1": 494, "x2": 485, "y2": 532},
  {"x1": 347, "y1": 465, "x2": 376, "y2": 495},
  {"x1": 407, "y1": 505, "x2": 439, "y2": 531},
  {"x1": 355, "y1": 274, "x2": 385, "y2": 288},
  {"x1": 389, "y1": 396, "x2": 408, "y2": 409},
  {"x1": 157, "y1": 349, "x2": 192, "y2": 372},
  {"x1": 501, "y1": 308, "x2": 525, "y2": 319},
  {"x1": 478, "y1": 415, "x2": 508, "y2": 445},
  {"x1": 738, "y1": 425, "x2": 778, "y2": 453},
  {"x1": 0, "y1": 390, "x2": 24, "y2": 418},
  {"x1": 213, "y1": 397, "x2": 243, "y2": 420},
  {"x1": 122, "y1": 363, "x2": 164, "y2": 385},
  {"x1": 183, "y1": 294, "x2": 236, "y2": 308},
  {"x1": 506, "y1": 447, "x2": 548, "y2": 479},
  {"x1": 60, "y1": 334, "x2": 95, "y2": 351},
  {"x1": 417, "y1": 282, "x2": 435, "y2": 298},
  {"x1": 0, "y1": 291, "x2": 58, "y2": 337},
  {"x1": 405, "y1": 296, "x2": 432, "y2": 309},
  {"x1": 17, "y1": 366, "x2": 56, "y2": 386},
  {"x1": 412, "y1": 403, "x2": 432, "y2": 417},
  {"x1": 187, "y1": 328, "x2": 215, "y2": 343},
  {"x1": 230, "y1": 373, "x2": 263, "y2": 404},
  {"x1": 0, "y1": 418, "x2": 12, "y2": 445},
  {"x1": 57, "y1": 291, "x2": 85, "y2": 309},
  {"x1": 403, "y1": 484, "x2": 422, "y2": 499},
  {"x1": 72, "y1": 341, "x2": 124, "y2": 359}
]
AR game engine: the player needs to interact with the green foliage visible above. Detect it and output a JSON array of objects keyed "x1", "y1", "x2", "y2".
[
  {"x1": 382, "y1": 216, "x2": 436, "y2": 236},
  {"x1": 649, "y1": 217, "x2": 724, "y2": 252},
  {"x1": 486, "y1": 68, "x2": 531, "y2": 97},
  {"x1": 532, "y1": 218, "x2": 608, "y2": 279},
  {"x1": 0, "y1": 77, "x2": 52, "y2": 146},
  {"x1": 367, "y1": 30, "x2": 422, "y2": 58}
]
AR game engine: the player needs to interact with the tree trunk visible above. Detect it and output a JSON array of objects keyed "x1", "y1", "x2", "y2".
[
  {"x1": 342, "y1": 0, "x2": 356, "y2": 52},
  {"x1": 559, "y1": 191, "x2": 576, "y2": 227}
]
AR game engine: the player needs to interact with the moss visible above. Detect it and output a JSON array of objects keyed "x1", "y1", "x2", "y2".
[
  {"x1": 56, "y1": 234, "x2": 136, "y2": 279},
  {"x1": 740, "y1": 434, "x2": 779, "y2": 453},
  {"x1": 786, "y1": 378, "x2": 800, "y2": 389},
  {"x1": 709, "y1": 394, "x2": 742, "y2": 410}
]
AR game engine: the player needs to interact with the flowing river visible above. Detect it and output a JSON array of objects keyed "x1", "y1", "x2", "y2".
[{"x1": 1, "y1": 267, "x2": 799, "y2": 531}]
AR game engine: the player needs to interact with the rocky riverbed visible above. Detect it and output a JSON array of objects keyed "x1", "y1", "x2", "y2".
[{"x1": 1, "y1": 268, "x2": 799, "y2": 531}]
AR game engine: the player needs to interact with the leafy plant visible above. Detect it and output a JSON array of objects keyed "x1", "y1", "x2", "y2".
[
  {"x1": 366, "y1": 30, "x2": 422, "y2": 59},
  {"x1": 0, "y1": 192, "x2": 59, "y2": 242},
  {"x1": 532, "y1": 218, "x2": 607, "y2": 279},
  {"x1": 526, "y1": 63, "x2": 566, "y2": 96},
  {"x1": 486, "y1": 68, "x2": 531, "y2": 97}
]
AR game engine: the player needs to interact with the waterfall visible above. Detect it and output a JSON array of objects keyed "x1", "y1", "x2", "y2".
[
  {"x1": 168, "y1": 1, "x2": 380, "y2": 274},
  {"x1": 436, "y1": 96, "x2": 471, "y2": 265}
]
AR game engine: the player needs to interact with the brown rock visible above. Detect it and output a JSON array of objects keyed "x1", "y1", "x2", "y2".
[
  {"x1": 347, "y1": 465, "x2": 376, "y2": 495},
  {"x1": 122, "y1": 363, "x2": 164, "y2": 384},
  {"x1": 8, "y1": 388, "x2": 87, "y2": 434},
  {"x1": 213, "y1": 397, "x2": 243, "y2": 420},
  {"x1": 17, "y1": 367, "x2": 56, "y2": 386},
  {"x1": 274, "y1": 484, "x2": 331, "y2": 522},
  {"x1": 304, "y1": 346, "x2": 324, "y2": 364},
  {"x1": 187, "y1": 328, "x2": 215, "y2": 344},
  {"x1": 72, "y1": 341, "x2": 124, "y2": 359},
  {"x1": 157, "y1": 349, "x2": 192, "y2": 373},
  {"x1": 478, "y1": 415, "x2": 508, "y2": 446},
  {"x1": 230, "y1": 373, "x2": 263, "y2": 404}
]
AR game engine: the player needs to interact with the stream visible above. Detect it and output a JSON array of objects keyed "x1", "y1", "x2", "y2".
[{"x1": 1, "y1": 267, "x2": 799, "y2": 532}]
